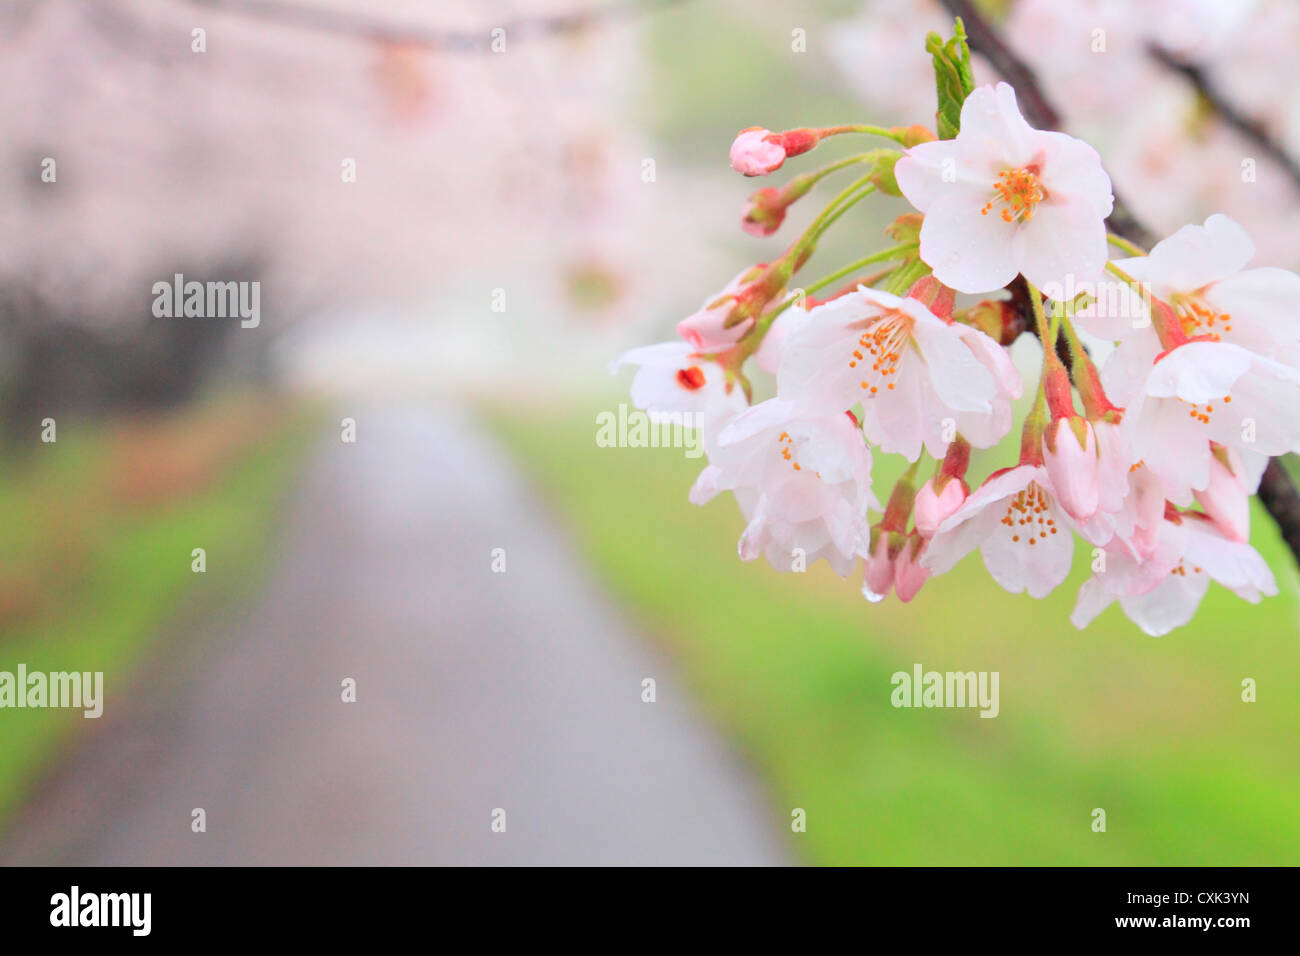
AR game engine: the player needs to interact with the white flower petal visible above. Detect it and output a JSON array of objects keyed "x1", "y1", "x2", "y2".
[
  {"x1": 918, "y1": 184, "x2": 1021, "y2": 294},
  {"x1": 1017, "y1": 197, "x2": 1109, "y2": 289}
]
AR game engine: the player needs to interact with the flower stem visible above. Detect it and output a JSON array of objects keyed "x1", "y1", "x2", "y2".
[
  {"x1": 820, "y1": 124, "x2": 910, "y2": 144},
  {"x1": 718, "y1": 243, "x2": 918, "y2": 370},
  {"x1": 813, "y1": 183, "x2": 876, "y2": 235},
  {"x1": 796, "y1": 175, "x2": 876, "y2": 250},
  {"x1": 1057, "y1": 311, "x2": 1120, "y2": 420},
  {"x1": 1105, "y1": 261, "x2": 1187, "y2": 348},
  {"x1": 789, "y1": 152, "x2": 879, "y2": 191},
  {"x1": 1104, "y1": 260, "x2": 1145, "y2": 291},
  {"x1": 765, "y1": 243, "x2": 918, "y2": 324},
  {"x1": 1106, "y1": 232, "x2": 1147, "y2": 257},
  {"x1": 885, "y1": 258, "x2": 930, "y2": 295},
  {"x1": 882, "y1": 458, "x2": 922, "y2": 532},
  {"x1": 1020, "y1": 280, "x2": 1062, "y2": 464},
  {"x1": 1025, "y1": 280, "x2": 1063, "y2": 368}
]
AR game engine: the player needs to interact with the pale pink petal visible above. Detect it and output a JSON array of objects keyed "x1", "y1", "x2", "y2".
[
  {"x1": 1118, "y1": 574, "x2": 1207, "y2": 636},
  {"x1": 894, "y1": 139, "x2": 984, "y2": 210},
  {"x1": 910, "y1": 311, "x2": 996, "y2": 413},
  {"x1": 1017, "y1": 196, "x2": 1109, "y2": 290},
  {"x1": 918, "y1": 184, "x2": 1020, "y2": 294}
]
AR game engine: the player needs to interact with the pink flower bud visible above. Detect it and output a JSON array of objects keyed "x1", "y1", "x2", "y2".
[
  {"x1": 1043, "y1": 417, "x2": 1099, "y2": 521},
  {"x1": 893, "y1": 536, "x2": 929, "y2": 603},
  {"x1": 913, "y1": 476, "x2": 968, "y2": 538},
  {"x1": 676, "y1": 300, "x2": 751, "y2": 352},
  {"x1": 862, "y1": 532, "x2": 894, "y2": 602},
  {"x1": 741, "y1": 187, "x2": 787, "y2": 236},
  {"x1": 730, "y1": 127, "x2": 786, "y2": 176},
  {"x1": 676, "y1": 269, "x2": 757, "y2": 352}
]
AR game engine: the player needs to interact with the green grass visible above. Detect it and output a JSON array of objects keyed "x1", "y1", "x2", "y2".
[
  {"x1": 488, "y1": 393, "x2": 1300, "y2": 865},
  {"x1": 0, "y1": 400, "x2": 322, "y2": 833}
]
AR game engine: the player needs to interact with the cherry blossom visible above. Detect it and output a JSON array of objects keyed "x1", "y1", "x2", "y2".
[
  {"x1": 617, "y1": 19, "x2": 1294, "y2": 636},
  {"x1": 1072, "y1": 512, "x2": 1277, "y2": 636},
  {"x1": 1106, "y1": 461, "x2": 1175, "y2": 562},
  {"x1": 1089, "y1": 215, "x2": 1300, "y2": 366},
  {"x1": 894, "y1": 82, "x2": 1114, "y2": 294},
  {"x1": 1123, "y1": 340, "x2": 1300, "y2": 497},
  {"x1": 612, "y1": 341, "x2": 747, "y2": 431},
  {"x1": 923, "y1": 465, "x2": 1111, "y2": 599},
  {"x1": 689, "y1": 399, "x2": 879, "y2": 576},
  {"x1": 776, "y1": 286, "x2": 1022, "y2": 460}
]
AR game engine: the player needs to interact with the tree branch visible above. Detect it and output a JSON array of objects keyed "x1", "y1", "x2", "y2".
[
  {"x1": 1148, "y1": 42, "x2": 1300, "y2": 193},
  {"x1": 1258, "y1": 461, "x2": 1300, "y2": 561},
  {"x1": 937, "y1": 0, "x2": 1300, "y2": 569}
]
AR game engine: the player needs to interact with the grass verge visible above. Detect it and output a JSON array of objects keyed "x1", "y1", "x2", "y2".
[
  {"x1": 488, "y1": 394, "x2": 1300, "y2": 865},
  {"x1": 0, "y1": 394, "x2": 323, "y2": 833}
]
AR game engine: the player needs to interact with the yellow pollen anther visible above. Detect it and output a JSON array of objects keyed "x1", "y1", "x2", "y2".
[
  {"x1": 1172, "y1": 291, "x2": 1234, "y2": 338},
  {"x1": 1000, "y1": 482, "x2": 1054, "y2": 544},
  {"x1": 850, "y1": 312, "x2": 912, "y2": 398},
  {"x1": 778, "y1": 431, "x2": 812, "y2": 476},
  {"x1": 981, "y1": 166, "x2": 1045, "y2": 223}
]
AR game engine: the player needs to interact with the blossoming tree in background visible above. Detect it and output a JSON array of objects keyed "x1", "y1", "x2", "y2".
[{"x1": 616, "y1": 20, "x2": 1300, "y2": 637}]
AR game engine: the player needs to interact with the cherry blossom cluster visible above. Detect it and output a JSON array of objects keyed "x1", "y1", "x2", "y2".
[{"x1": 615, "y1": 41, "x2": 1298, "y2": 635}]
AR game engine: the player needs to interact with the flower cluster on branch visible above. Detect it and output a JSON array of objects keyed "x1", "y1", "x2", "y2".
[{"x1": 615, "y1": 21, "x2": 1298, "y2": 636}]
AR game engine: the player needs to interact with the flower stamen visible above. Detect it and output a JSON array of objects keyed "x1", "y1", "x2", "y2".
[
  {"x1": 852, "y1": 312, "x2": 912, "y2": 396},
  {"x1": 981, "y1": 165, "x2": 1046, "y2": 223},
  {"x1": 777, "y1": 430, "x2": 821, "y2": 478},
  {"x1": 1186, "y1": 396, "x2": 1230, "y2": 425},
  {"x1": 1170, "y1": 291, "x2": 1233, "y2": 339},
  {"x1": 998, "y1": 482, "x2": 1052, "y2": 546}
]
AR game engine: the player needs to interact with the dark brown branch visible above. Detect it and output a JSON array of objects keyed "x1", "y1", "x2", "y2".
[
  {"x1": 1258, "y1": 461, "x2": 1300, "y2": 560},
  {"x1": 1148, "y1": 43, "x2": 1300, "y2": 193},
  {"x1": 944, "y1": 0, "x2": 1059, "y2": 129},
  {"x1": 171, "y1": 0, "x2": 689, "y2": 53},
  {"x1": 938, "y1": 0, "x2": 1300, "y2": 568}
]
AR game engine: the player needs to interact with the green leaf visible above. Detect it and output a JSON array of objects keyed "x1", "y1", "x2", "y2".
[{"x1": 925, "y1": 18, "x2": 976, "y2": 140}]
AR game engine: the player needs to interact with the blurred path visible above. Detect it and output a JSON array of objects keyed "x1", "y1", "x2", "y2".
[{"x1": 0, "y1": 403, "x2": 790, "y2": 865}]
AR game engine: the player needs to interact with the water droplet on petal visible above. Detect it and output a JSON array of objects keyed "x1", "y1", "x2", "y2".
[{"x1": 861, "y1": 584, "x2": 886, "y2": 603}]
